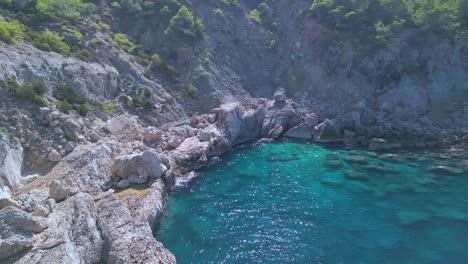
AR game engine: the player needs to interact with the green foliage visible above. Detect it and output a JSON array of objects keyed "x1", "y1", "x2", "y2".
[
  {"x1": 33, "y1": 30, "x2": 71, "y2": 56},
  {"x1": 249, "y1": 3, "x2": 277, "y2": 32},
  {"x1": 309, "y1": 0, "x2": 467, "y2": 38},
  {"x1": 31, "y1": 80, "x2": 48, "y2": 95},
  {"x1": 165, "y1": 5, "x2": 204, "y2": 39},
  {"x1": 35, "y1": 0, "x2": 92, "y2": 21},
  {"x1": 58, "y1": 100, "x2": 73, "y2": 113},
  {"x1": 160, "y1": 5, "x2": 171, "y2": 16},
  {"x1": 149, "y1": 53, "x2": 178, "y2": 81},
  {"x1": 54, "y1": 82, "x2": 86, "y2": 105},
  {"x1": 151, "y1": 53, "x2": 162, "y2": 65},
  {"x1": 99, "y1": 103, "x2": 116, "y2": 114},
  {"x1": 10, "y1": 79, "x2": 49, "y2": 106},
  {"x1": 114, "y1": 33, "x2": 136, "y2": 53},
  {"x1": 78, "y1": 103, "x2": 90, "y2": 116},
  {"x1": 0, "y1": 20, "x2": 25, "y2": 44},
  {"x1": 142, "y1": 99, "x2": 153, "y2": 110},
  {"x1": 214, "y1": 8, "x2": 224, "y2": 17}
]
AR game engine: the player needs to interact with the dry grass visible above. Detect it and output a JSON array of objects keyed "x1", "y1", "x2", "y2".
[{"x1": 114, "y1": 184, "x2": 151, "y2": 200}]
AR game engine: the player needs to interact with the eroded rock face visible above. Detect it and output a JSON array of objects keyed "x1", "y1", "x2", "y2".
[
  {"x1": 0, "y1": 206, "x2": 47, "y2": 260},
  {"x1": 96, "y1": 190, "x2": 175, "y2": 264},
  {"x1": 284, "y1": 122, "x2": 313, "y2": 140},
  {"x1": 17, "y1": 193, "x2": 103, "y2": 264},
  {"x1": 0, "y1": 140, "x2": 23, "y2": 191},
  {"x1": 262, "y1": 101, "x2": 302, "y2": 138}
]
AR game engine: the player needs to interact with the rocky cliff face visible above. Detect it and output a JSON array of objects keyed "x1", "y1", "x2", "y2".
[{"x1": 0, "y1": 0, "x2": 467, "y2": 262}]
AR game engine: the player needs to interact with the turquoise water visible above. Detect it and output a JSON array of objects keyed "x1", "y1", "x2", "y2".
[{"x1": 156, "y1": 140, "x2": 468, "y2": 263}]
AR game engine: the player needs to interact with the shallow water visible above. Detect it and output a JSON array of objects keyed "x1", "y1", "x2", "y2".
[{"x1": 156, "y1": 140, "x2": 468, "y2": 263}]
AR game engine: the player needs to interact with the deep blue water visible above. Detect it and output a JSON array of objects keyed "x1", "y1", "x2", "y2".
[{"x1": 156, "y1": 140, "x2": 468, "y2": 263}]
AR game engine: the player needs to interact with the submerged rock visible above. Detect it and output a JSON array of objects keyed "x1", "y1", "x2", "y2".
[
  {"x1": 428, "y1": 166, "x2": 464, "y2": 176},
  {"x1": 343, "y1": 170, "x2": 368, "y2": 181},
  {"x1": 362, "y1": 164, "x2": 398, "y2": 174},
  {"x1": 325, "y1": 160, "x2": 342, "y2": 169},
  {"x1": 344, "y1": 155, "x2": 369, "y2": 165}
]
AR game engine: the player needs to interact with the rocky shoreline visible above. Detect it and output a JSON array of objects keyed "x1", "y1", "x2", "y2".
[{"x1": 1, "y1": 89, "x2": 467, "y2": 263}]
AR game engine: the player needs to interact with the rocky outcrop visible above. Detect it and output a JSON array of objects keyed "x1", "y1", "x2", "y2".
[
  {"x1": 262, "y1": 100, "x2": 302, "y2": 138},
  {"x1": 96, "y1": 190, "x2": 175, "y2": 264},
  {"x1": 284, "y1": 122, "x2": 313, "y2": 140},
  {"x1": 0, "y1": 206, "x2": 47, "y2": 260},
  {"x1": 16, "y1": 193, "x2": 103, "y2": 264},
  {"x1": 0, "y1": 139, "x2": 23, "y2": 191}
]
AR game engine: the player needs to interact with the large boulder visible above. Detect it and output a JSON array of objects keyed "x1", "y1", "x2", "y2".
[
  {"x1": 47, "y1": 149, "x2": 62, "y2": 162},
  {"x1": 369, "y1": 138, "x2": 391, "y2": 151},
  {"x1": 215, "y1": 102, "x2": 266, "y2": 146},
  {"x1": 0, "y1": 206, "x2": 47, "y2": 234},
  {"x1": 262, "y1": 101, "x2": 301, "y2": 138},
  {"x1": 274, "y1": 88, "x2": 286, "y2": 102},
  {"x1": 113, "y1": 150, "x2": 166, "y2": 180},
  {"x1": 143, "y1": 126, "x2": 163, "y2": 142},
  {"x1": 284, "y1": 122, "x2": 313, "y2": 140},
  {"x1": 312, "y1": 119, "x2": 342, "y2": 142},
  {"x1": 48, "y1": 180, "x2": 79, "y2": 202},
  {"x1": 105, "y1": 115, "x2": 142, "y2": 140},
  {"x1": 0, "y1": 140, "x2": 23, "y2": 191}
]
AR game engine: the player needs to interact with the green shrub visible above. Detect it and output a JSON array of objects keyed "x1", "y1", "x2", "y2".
[
  {"x1": 0, "y1": 20, "x2": 25, "y2": 44},
  {"x1": 33, "y1": 30, "x2": 71, "y2": 56},
  {"x1": 58, "y1": 100, "x2": 73, "y2": 113},
  {"x1": 14, "y1": 83, "x2": 36, "y2": 99},
  {"x1": 31, "y1": 80, "x2": 48, "y2": 95},
  {"x1": 160, "y1": 5, "x2": 171, "y2": 16},
  {"x1": 142, "y1": 99, "x2": 153, "y2": 110},
  {"x1": 99, "y1": 102, "x2": 115, "y2": 114},
  {"x1": 214, "y1": 8, "x2": 224, "y2": 17},
  {"x1": 33, "y1": 95, "x2": 49, "y2": 106},
  {"x1": 54, "y1": 82, "x2": 86, "y2": 104},
  {"x1": 132, "y1": 95, "x2": 141, "y2": 108},
  {"x1": 35, "y1": 0, "x2": 92, "y2": 21},
  {"x1": 114, "y1": 33, "x2": 136, "y2": 53},
  {"x1": 78, "y1": 103, "x2": 89, "y2": 116},
  {"x1": 151, "y1": 53, "x2": 162, "y2": 65},
  {"x1": 165, "y1": 5, "x2": 204, "y2": 39},
  {"x1": 11, "y1": 80, "x2": 49, "y2": 106}
]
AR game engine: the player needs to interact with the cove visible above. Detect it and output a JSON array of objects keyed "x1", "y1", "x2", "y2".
[{"x1": 155, "y1": 140, "x2": 468, "y2": 263}]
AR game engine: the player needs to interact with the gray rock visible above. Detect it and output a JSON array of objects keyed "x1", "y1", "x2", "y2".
[
  {"x1": 0, "y1": 206, "x2": 48, "y2": 233},
  {"x1": 262, "y1": 100, "x2": 301, "y2": 138},
  {"x1": 274, "y1": 88, "x2": 286, "y2": 102},
  {"x1": 0, "y1": 141, "x2": 23, "y2": 190},
  {"x1": 47, "y1": 149, "x2": 62, "y2": 162},
  {"x1": 128, "y1": 174, "x2": 147, "y2": 184},
  {"x1": 17, "y1": 193, "x2": 103, "y2": 264},
  {"x1": 343, "y1": 130, "x2": 357, "y2": 147},
  {"x1": 32, "y1": 202, "x2": 50, "y2": 217},
  {"x1": 63, "y1": 119, "x2": 82, "y2": 139},
  {"x1": 143, "y1": 126, "x2": 163, "y2": 142},
  {"x1": 63, "y1": 141, "x2": 75, "y2": 152},
  {"x1": 312, "y1": 119, "x2": 342, "y2": 142},
  {"x1": 304, "y1": 114, "x2": 319, "y2": 126},
  {"x1": 113, "y1": 150, "x2": 166, "y2": 180},
  {"x1": 369, "y1": 138, "x2": 390, "y2": 151},
  {"x1": 116, "y1": 179, "x2": 130, "y2": 188},
  {"x1": 137, "y1": 150, "x2": 165, "y2": 179},
  {"x1": 284, "y1": 122, "x2": 313, "y2": 140},
  {"x1": 48, "y1": 180, "x2": 78, "y2": 202},
  {"x1": 325, "y1": 160, "x2": 342, "y2": 169},
  {"x1": 199, "y1": 131, "x2": 212, "y2": 142},
  {"x1": 89, "y1": 131, "x2": 101, "y2": 143}
]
